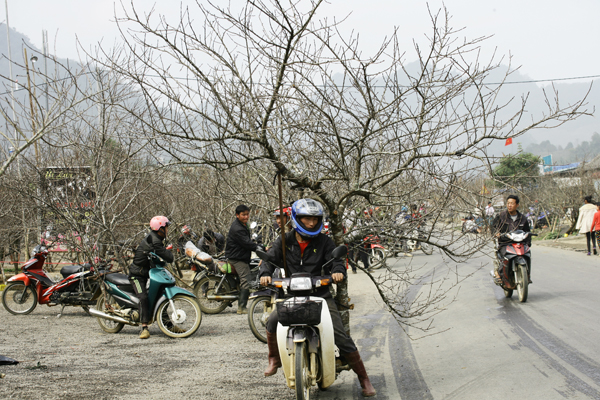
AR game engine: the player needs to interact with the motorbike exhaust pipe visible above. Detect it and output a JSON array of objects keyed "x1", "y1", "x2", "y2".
[
  {"x1": 88, "y1": 308, "x2": 138, "y2": 326},
  {"x1": 206, "y1": 295, "x2": 238, "y2": 300}
]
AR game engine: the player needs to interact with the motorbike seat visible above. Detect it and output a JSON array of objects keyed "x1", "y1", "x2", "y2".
[
  {"x1": 60, "y1": 263, "x2": 92, "y2": 278},
  {"x1": 105, "y1": 273, "x2": 131, "y2": 286}
]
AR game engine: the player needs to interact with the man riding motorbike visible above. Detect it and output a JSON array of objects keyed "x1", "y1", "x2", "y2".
[
  {"x1": 129, "y1": 216, "x2": 174, "y2": 339},
  {"x1": 259, "y1": 198, "x2": 376, "y2": 397},
  {"x1": 492, "y1": 195, "x2": 532, "y2": 284}
]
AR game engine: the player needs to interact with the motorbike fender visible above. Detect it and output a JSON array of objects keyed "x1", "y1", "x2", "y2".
[
  {"x1": 164, "y1": 285, "x2": 196, "y2": 299},
  {"x1": 276, "y1": 297, "x2": 336, "y2": 390},
  {"x1": 7, "y1": 273, "x2": 30, "y2": 285},
  {"x1": 370, "y1": 244, "x2": 385, "y2": 249},
  {"x1": 514, "y1": 256, "x2": 527, "y2": 267},
  {"x1": 193, "y1": 270, "x2": 208, "y2": 283}
]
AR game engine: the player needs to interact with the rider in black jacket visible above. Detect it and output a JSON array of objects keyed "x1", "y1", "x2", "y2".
[
  {"x1": 129, "y1": 216, "x2": 174, "y2": 339},
  {"x1": 259, "y1": 198, "x2": 376, "y2": 397}
]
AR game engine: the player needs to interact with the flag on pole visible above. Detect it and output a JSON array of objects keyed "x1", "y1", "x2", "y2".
[{"x1": 505, "y1": 138, "x2": 513, "y2": 146}]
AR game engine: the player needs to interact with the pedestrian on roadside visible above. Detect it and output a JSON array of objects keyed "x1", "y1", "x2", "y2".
[
  {"x1": 592, "y1": 202, "x2": 600, "y2": 252},
  {"x1": 576, "y1": 195, "x2": 597, "y2": 256},
  {"x1": 485, "y1": 201, "x2": 495, "y2": 230},
  {"x1": 225, "y1": 204, "x2": 258, "y2": 314}
]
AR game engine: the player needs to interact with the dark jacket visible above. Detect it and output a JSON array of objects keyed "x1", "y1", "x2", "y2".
[
  {"x1": 225, "y1": 218, "x2": 257, "y2": 263},
  {"x1": 259, "y1": 231, "x2": 346, "y2": 298},
  {"x1": 493, "y1": 210, "x2": 531, "y2": 246},
  {"x1": 197, "y1": 233, "x2": 225, "y2": 255},
  {"x1": 130, "y1": 231, "x2": 174, "y2": 277}
]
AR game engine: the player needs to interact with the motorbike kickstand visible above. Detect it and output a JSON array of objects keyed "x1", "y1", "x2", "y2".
[{"x1": 57, "y1": 304, "x2": 66, "y2": 318}]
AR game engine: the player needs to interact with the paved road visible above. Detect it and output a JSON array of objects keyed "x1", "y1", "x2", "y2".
[{"x1": 322, "y1": 244, "x2": 600, "y2": 399}]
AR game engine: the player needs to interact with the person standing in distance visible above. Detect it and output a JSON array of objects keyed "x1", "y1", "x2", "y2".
[
  {"x1": 129, "y1": 216, "x2": 174, "y2": 339},
  {"x1": 225, "y1": 204, "x2": 258, "y2": 314}
]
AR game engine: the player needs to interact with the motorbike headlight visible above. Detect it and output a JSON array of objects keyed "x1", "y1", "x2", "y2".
[{"x1": 289, "y1": 276, "x2": 312, "y2": 291}]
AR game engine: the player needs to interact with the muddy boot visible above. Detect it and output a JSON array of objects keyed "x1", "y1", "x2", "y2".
[
  {"x1": 139, "y1": 327, "x2": 150, "y2": 339},
  {"x1": 345, "y1": 351, "x2": 376, "y2": 397},
  {"x1": 264, "y1": 332, "x2": 282, "y2": 377},
  {"x1": 237, "y1": 289, "x2": 250, "y2": 314}
]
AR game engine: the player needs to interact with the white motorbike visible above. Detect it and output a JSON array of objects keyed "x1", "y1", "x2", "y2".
[{"x1": 257, "y1": 245, "x2": 347, "y2": 400}]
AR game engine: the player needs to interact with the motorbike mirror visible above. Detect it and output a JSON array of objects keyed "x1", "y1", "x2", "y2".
[
  {"x1": 250, "y1": 221, "x2": 257, "y2": 229},
  {"x1": 331, "y1": 245, "x2": 348, "y2": 259}
]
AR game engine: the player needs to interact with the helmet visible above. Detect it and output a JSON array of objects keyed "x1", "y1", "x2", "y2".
[
  {"x1": 150, "y1": 216, "x2": 171, "y2": 231},
  {"x1": 273, "y1": 207, "x2": 291, "y2": 217},
  {"x1": 291, "y1": 199, "x2": 324, "y2": 238},
  {"x1": 181, "y1": 225, "x2": 191, "y2": 235}
]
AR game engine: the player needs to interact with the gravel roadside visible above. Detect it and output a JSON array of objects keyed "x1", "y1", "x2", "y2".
[{"x1": 0, "y1": 270, "x2": 379, "y2": 400}]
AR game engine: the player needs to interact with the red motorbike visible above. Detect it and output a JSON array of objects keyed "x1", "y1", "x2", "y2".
[
  {"x1": 491, "y1": 230, "x2": 537, "y2": 302},
  {"x1": 363, "y1": 234, "x2": 387, "y2": 270},
  {"x1": 2, "y1": 245, "x2": 107, "y2": 315}
]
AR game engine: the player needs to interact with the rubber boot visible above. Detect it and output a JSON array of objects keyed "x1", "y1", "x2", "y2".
[
  {"x1": 264, "y1": 331, "x2": 282, "y2": 377},
  {"x1": 237, "y1": 289, "x2": 250, "y2": 314},
  {"x1": 345, "y1": 351, "x2": 376, "y2": 397}
]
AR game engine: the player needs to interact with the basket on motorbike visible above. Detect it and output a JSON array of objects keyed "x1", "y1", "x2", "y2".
[{"x1": 277, "y1": 298, "x2": 322, "y2": 326}]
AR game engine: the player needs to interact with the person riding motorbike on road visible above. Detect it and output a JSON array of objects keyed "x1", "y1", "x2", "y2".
[
  {"x1": 129, "y1": 216, "x2": 174, "y2": 339},
  {"x1": 492, "y1": 195, "x2": 531, "y2": 284},
  {"x1": 259, "y1": 198, "x2": 376, "y2": 397}
]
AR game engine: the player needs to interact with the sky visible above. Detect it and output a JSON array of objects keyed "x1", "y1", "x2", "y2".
[{"x1": 1, "y1": 0, "x2": 599, "y2": 85}]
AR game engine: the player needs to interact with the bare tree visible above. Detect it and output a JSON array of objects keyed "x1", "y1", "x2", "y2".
[{"x1": 87, "y1": 0, "x2": 589, "y2": 333}]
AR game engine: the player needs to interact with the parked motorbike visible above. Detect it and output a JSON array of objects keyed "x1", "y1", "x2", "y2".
[
  {"x1": 363, "y1": 234, "x2": 387, "y2": 270},
  {"x1": 490, "y1": 230, "x2": 536, "y2": 302},
  {"x1": 185, "y1": 242, "x2": 261, "y2": 314},
  {"x1": 391, "y1": 228, "x2": 433, "y2": 256},
  {"x1": 2, "y1": 245, "x2": 108, "y2": 316},
  {"x1": 89, "y1": 252, "x2": 201, "y2": 338},
  {"x1": 256, "y1": 245, "x2": 348, "y2": 400},
  {"x1": 247, "y1": 267, "x2": 284, "y2": 343}
]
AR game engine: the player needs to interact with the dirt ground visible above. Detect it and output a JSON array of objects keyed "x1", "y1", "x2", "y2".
[{"x1": 0, "y1": 300, "x2": 303, "y2": 400}]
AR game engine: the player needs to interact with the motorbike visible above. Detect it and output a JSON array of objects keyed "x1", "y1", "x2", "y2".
[
  {"x1": 392, "y1": 228, "x2": 434, "y2": 256},
  {"x1": 490, "y1": 230, "x2": 537, "y2": 302},
  {"x1": 2, "y1": 244, "x2": 108, "y2": 316},
  {"x1": 184, "y1": 241, "x2": 261, "y2": 314},
  {"x1": 362, "y1": 234, "x2": 387, "y2": 270},
  {"x1": 256, "y1": 245, "x2": 348, "y2": 400},
  {"x1": 89, "y1": 252, "x2": 202, "y2": 338},
  {"x1": 247, "y1": 267, "x2": 285, "y2": 343}
]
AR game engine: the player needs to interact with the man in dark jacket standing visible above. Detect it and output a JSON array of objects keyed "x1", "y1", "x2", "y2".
[
  {"x1": 129, "y1": 216, "x2": 174, "y2": 339},
  {"x1": 492, "y1": 195, "x2": 531, "y2": 283},
  {"x1": 225, "y1": 204, "x2": 258, "y2": 314}
]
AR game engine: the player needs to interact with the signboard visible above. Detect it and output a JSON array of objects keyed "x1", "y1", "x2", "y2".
[
  {"x1": 542, "y1": 155, "x2": 553, "y2": 173},
  {"x1": 41, "y1": 167, "x2": 95, "y2": 252}
]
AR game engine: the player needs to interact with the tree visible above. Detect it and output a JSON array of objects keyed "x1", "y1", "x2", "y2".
[
  {"x1": 492, "y1": 152, "x2": 541, "y2": 191},
  {"x1": 87, "y1": 0, "x2": 589, "y2": 334}
]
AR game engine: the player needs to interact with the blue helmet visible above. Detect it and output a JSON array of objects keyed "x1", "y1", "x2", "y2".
[{"x1": 291, "y1": 199, "x2": 324, "y2": 238}]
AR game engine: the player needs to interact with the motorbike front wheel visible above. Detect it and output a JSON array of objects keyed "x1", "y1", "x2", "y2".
[
  {"x1": 157, "y1": 295, "x2": 202, "y2": 338},
  {"x1": 516, "y1": 264, "x2": 529, "y2": 303},
  {"x1": 95, "y1": 293, "x2": 125, "y2": 333},
  {"x1": 368, "y1": 248, "x2": 387, "y2": 270},
  {"x1": 2, "y1": 282, "x2": 37, "y2": 315},
  {"x1": 248, "y1": 296, "x2": 273, "y2": 343},
  {"x1": 193, "y1": 276, "x2": 232, "y2": 314},
  {"x1": 295, "y1": 341, "x2": 311, "y2": 400}
]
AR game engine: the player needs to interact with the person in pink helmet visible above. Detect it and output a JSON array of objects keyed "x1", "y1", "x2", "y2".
[{"x1": 129, "y1": 216, "x2": 174, "y2": 339}]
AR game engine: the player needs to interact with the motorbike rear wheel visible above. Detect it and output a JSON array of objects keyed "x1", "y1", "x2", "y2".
[
  {"x1": 157, "y1": 295, "x2": 202, "y2": 338},
  {"x1": 420, "y1": 242, "x2": 434, "y2": 255},
  {"x1": 95, "y1": 293, "x2": 125, "y2": 333},
  {"x1": 295, "y1": 341, "x2": 311, "y2": 400},
  {"x1": 248, "y1": 296, "x2": 272, "y2": 343},
  {"x1": 517, "y1": 264, "x2": 529, "y2": 302},
  {"x1": 2, "y1": 282, "x2": 37, "y2": 315},
  {"x1": 193, "y1": 276, "x2": 231, "y2": 314},
  {"x1": 368, "y1": 248, "x2": 387, "y2": 270}
]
